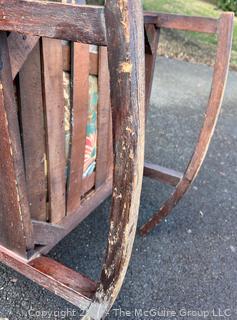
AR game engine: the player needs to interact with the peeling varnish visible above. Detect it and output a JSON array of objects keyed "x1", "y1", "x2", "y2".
[
  {"x1": 119, "y1": 62, "x2": 132, "y2": 74},
  {"x1": 117, "y1": 0, "x2": 130, "y2": 43}
]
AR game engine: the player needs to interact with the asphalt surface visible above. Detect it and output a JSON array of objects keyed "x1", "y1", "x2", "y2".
[{"x1": 0, "y1": 58, "x2": 236, "y2": 320}]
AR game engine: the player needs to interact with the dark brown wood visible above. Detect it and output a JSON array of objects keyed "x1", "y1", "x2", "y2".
[
  {"x1": 67, "y1": 42, "x2": 90, "y2": 214},
  {"x1": 95, "y1": 46, "x2": 111, "y2": 189},
  {"x1": 85, "y1": 0, "x2": 145, "y2": 318},
  {"x1": 0, "y1": 245, "x2": 96, "y2": 311},
  {"x1": 144, "y1": 162, "x2": 183, "y2": 187},
  {"x1": 0, "y1": 1, "x2": 107, "y2": 45},
  {"x1": 8, "y1": 33, "x2": 39, "y2": 80},
  {"x1": 32, "y1": 221, "x2": 65, "y2": 246},
  {"x1": 42, "y1": 38, "x2": 66, "y2": 223},
  {"x1": 144, "y1": 12, "x2": 218, "y2": 34},
  {"x1": 0, "y1": 32, "x2": 33, "y2": 257},
  {"x1": 145, "y1": 24, "x2": 160, "y2": 115},
  {"x1": 140, "y1": 12, "x2": 234, "y2": 236},
  {"x1": 19, "y1": 42, "x2": 47, "y2": 222},
  {"x1": 38, "y1": 177, "x2": 112, "y2": 255}
]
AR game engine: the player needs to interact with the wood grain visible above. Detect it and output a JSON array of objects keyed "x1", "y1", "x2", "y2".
[
  {"x1": 0, "y1": 32, "x2": 33, "y2": 257},
  {"x1": 42, "y1": 38, "x2": 66, "y2": 223},
  {"x1": 86, "y1": 0, "x2": 145, "y2": 318},
  {"x1": 67, "y1": 43, "x2": 90, "y2": 214},
  {"x1": 95, "y1": 47, "x2": 111, "y2": 189},
  {"x1": 19, "y1": 42, "x2": 47, "y2": 222},
  {"x1": 144, "y1": 12, "x2": 218, "y2": 34},
  {"x1": 8, "y1": 33, "x2": 39, "y2": 80},
  {"x1": 0, "y1": 1, "x2": 107, "y2": 45},
  {"x1": 0, "y1": 245, "x2": 96, "y2": 311}
]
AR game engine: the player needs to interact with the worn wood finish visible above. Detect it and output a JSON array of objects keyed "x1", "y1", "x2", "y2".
[
  {"x1": 42, "y1": 38, "x2": 66, "y2": 223},
  {"x1": 0, "y1": 1, "x2": 107, "y2": 46},
  {"x1": 84, "y1": 0, "x2": 145, "y2": 318},
  {"x1": 0, "y1": 246, "x2": 97, "y2": 311},
  {"x1": 81, "y1": 173, "x2": 96, "y2": 197},
  {"x1": 144, "y1": 12, "x2": 218, "y2": 34},
  {"x1": 39, "y1": 177, "x2": 112, "y2": 254},
  {"x1": 62, "y1": 44, "x2": 98, "y2": 75},
  {"x1": 32, "y1": 221, "x2": 65, "y2": 246},
  {"x1": 96, "y1": 46, "x2": 111, "y2": 189},
  {"x1": 67, "y1": 42, "x2": 90, "y2": 214},
  {"x1": 144, "y1": 162, "x2": 183, "y2": 187},
  {"x1": 8, "y1": 33, "x2": 39, "y2": 80},
  {"x1": 0, "y1": 32, "x2": 33, "y2": 256},
  {"x1": 145, "y1": 24, "x2": 160, "y2": 115},
  {"x1": 140, "y1": 13, "x2": 234, "y2": 236},
  {"x1": 19, "y1": 42, "x2": 47, "y2": 222}
]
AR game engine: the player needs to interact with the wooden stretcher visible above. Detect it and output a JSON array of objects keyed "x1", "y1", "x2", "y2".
[{"x1": 0, "y1": 0, "x2": 234, "y2": 319}]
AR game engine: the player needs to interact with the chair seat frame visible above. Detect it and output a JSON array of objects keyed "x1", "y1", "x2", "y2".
[{"x1": 140, "y1": 11, "x2": 234, "y2": 235}]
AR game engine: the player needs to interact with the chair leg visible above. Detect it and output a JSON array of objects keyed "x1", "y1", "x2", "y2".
[
  {"x1": 83, "y1": 0, "x2": 145, "y2": 319},
  {"x1": 140, "y1": 12, "x2": 234, "y2": 236},
  {"x1": 145, "y1": 23, "x2": 160, "y2": 116}
]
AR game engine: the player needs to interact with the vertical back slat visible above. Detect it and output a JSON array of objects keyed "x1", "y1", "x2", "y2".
[
  {"x1": 0, "y1": 32, "x2": 33, "y2": 256},
  {"x1": 42, "y1": 38, "x2": 66, "y2": 223},
  {"x1": 19, "y1": 42, "x2": 47, "y2": 222},
  {"x1": 67, "y1": 43, "x2": 90, "y2": 214},
  {"x1": 8, "y1": 33, "x2": 39, "y2": 80},
  {"x1": 95, "y1": 46, "x2": 111, "y2": 188}
]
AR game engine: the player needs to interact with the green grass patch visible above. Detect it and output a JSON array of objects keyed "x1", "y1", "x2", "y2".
[{"x1": 143, "y1": 0, "x2": 237, "y2": 68}]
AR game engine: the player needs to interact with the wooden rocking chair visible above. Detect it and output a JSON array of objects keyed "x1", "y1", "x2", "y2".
[
  {"x1": 140, "y1": 11, "x2": 234, "y2": 236},
  {"x1": 0, "y1": 0, "x2": 145, "y2": 319}
]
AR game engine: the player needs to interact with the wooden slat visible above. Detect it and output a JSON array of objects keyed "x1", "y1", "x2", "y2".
[
  {"x1": 144, "y1": 162, "x2": 183, "y2": 186},
  {"x1": 39, "y1": 177, "x2": 112, "y2": 255},
  {"x1": 67, "y1": 43, "x2": 90, "y2": 214},
  {"x1": 95, "y1": 47, "x2": 111, "y2": 189},
  {"x1": 62, "y1": 44, "x2": 98, "y2": 75},
  {"x1": 89, "y1": 52, "x2": 99, "y2": 76},
  {"x1": 0, "y1": 1, "x2": 107, "y2": 45},
  {"x1": 42, "y1": 38, "x2": 66, "y2": 223},
  {"x1": 19, "y1": 42, "x2": 47, "y2": 222},
  {"x1": 0, "y1": 246, "x2": 97, "y2": 311},
  {"x1": 0, "y1": 32, "x2": 33, "y2": 257},
  {"x1": 8, "y1": 33, "x2": 39, "y2": 80},
  {"x1": 81, "y1": 172, "x2": 96, "y2": 197},
  {"x1": 32, "y1": 221, "x2": 65, "y2": 246},
  {"x1": 144, "y1": 12, "x2": 218, "y2": 34}
]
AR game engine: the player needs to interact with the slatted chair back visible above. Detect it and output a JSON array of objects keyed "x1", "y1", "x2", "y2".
[{"x1": 0, "y1": 1, "x2": 145, "y2": 318}]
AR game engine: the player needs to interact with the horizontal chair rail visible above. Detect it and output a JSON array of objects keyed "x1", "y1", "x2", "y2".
[
  {"x1": 0, "y1": 1, "x2": 106, "y2": 45},
  {"x1": 0, "y1": 1, "x2": 219, "y2": 53},
  {"x1": 144, "y1": 162, "x2": 183, "y2": 187},
  {"x1": 144, "y1": 12, "x2": 218, "y2": 34},
  {"x1": 0, "y1": 246, "x2": 96, "y2": 310}
]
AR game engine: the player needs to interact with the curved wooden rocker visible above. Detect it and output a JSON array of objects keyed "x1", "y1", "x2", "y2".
[
  {"x1": 140, "y1": 12, "x2": 234, "y2": 236},
  {"x1": 0, "y1": 0, "x2": 145, "y2": 319}
]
